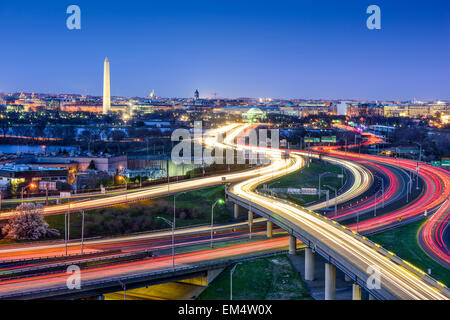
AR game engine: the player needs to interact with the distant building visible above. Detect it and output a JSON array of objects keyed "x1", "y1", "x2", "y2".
[
  {"x1": 336, "y1": 101, "x2": 347, "y2": 116},
  {"x1": 346, "y1": 103, "x2": 383, "y2": 118},
  {"x1": 242, "y1": 107, "x2": 266, "y2": 122},
  {"x1": 0, "y1": 164, "x2": 68, "y2": 186},
  {"x1": 194, "y1": 89, "x2": 199, "y2": 100}
]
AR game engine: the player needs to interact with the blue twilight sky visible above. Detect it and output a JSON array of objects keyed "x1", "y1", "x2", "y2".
[{"x1": 0, "y1": 0, "x2": 449, "y2": 100}]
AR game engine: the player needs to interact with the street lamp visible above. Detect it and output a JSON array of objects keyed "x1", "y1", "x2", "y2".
[
  {"x1": 318, "y1": 172, "x2": 333, "y2": 199},
  {"x1": 268, "y1": 181, "x2": 280, "y2": 196},
  {"x1": 230, "y1": 262, "x2": 242, "y2": 300},
  {"x1": 211, "y1": 198, "x2": 225, "y2": 248},
  {"x1": 118, "y1": 175, "x2": 127, "y2": 190},
  {"x1": 79, "y1": 210, "x2": 85, "y2": 255},
  {"x1": 324, "y1": 185, "x2": 337, "y2": 217},
  {"x1": 373, "y1": 174, "x2": 385, "y2": 208},
  {"x1": 156, "y1": 216, "x2": 175, "y2": 271},
  {"x1": 21, "y1": 182, "x2": 37, "y2": 205}
]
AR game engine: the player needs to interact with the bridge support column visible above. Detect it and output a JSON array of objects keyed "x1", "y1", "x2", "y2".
[
  {"x1": 289, "y1": 235, "x2": 297, "y2": 255},
  {"x1": 305, "y1": 247, "x2": 315, "y2": 281},
  {"x1": 352, "y1": 284, "x2": 362, "y2": 300},
  {"x1": 324, "y1": 263, "x2": 336, "y2": 300},
  {"x1": 266, "y1": 221, "x2": 273, "y2": 238},
  {"x1": 233, "y1": 203, "x2": 239, "y2": 219}
]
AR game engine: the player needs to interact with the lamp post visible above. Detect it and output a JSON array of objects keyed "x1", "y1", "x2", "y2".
[
  {"x1": 172, "y1": 191, "x2": 185, "y2": 250},
  {"x1": 374, "y1": 174, "x2": 385, "y2": 208},
  {"x1": 156, "y1": 216, "x2": 175, "y2": 271},
  {"x1": 324, "y1": 185, "x2": 337, "y2": 217},
  {"x1": 268, "y1": 181, "x2": 280, "y2": 196},
  {"x1": 211, "y1": 199, "x2": 225, "y2": 248},
  {"x1": 118, "y1": 175, "x2": 127, "y2": 190},
  {"x1": 230, "y1": 262, "x2": 242, "y2": 300},
  {"x1": 79, "y1": 210, "x2": 85, "y2": 255},
  {"x1": 21, "y1": 183, "x2": 36, "y2": 205},
  {"x1": 318, "y1": 172, "x2": 333, "y2": 199}
]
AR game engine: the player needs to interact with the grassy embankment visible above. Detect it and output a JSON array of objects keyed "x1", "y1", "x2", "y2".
[
  {"x1": 197, "y1": 254, "x2": 312, "y2": 300},
  {"x1": 257, "y1": 161, "x2": 346, "y2": 207},
  {"x1": 369, "y1": 219, "x2": 449, "y2": 286},
  {"x1": 44, "y1": 185, "x2": 232, "y2": 239}
]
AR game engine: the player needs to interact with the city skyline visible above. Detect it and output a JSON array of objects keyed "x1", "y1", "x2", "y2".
[{"x1": 0, "y1": 0, "x2": 449, "y2": 100}]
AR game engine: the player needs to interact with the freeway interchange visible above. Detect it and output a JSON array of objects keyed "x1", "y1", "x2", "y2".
[{"x1": 0, "y1": 123, "x2": 448, "y2": 300}]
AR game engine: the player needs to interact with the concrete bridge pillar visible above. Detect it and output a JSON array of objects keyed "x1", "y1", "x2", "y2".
[
  {"x1": 305, "y1": 247, "x2": 315, "y2": 281},
  {"x1": 325, "y1": 263, "x2": 336, "y2": 300},
  {"x1": 289, "y1": 235, "x2": 297, "y2": 255},
  {"x1": 233, "y1": 203, "x2": 240, "y2": 219},
  {"x1": 352, "y1": 284, "x2": 362, "y2": 300},
  {"x1": 266, "y1": 221, "x2": 273, "y2": 238}
]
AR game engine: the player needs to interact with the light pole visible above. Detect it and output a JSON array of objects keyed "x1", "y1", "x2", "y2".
[
  {"x1": 118, "y1": 175, "x2": 127, "y2": 190},
  {"x1": 406, "y1": 180, "x2": 411, "y2": 203},
  {"x1": 211, "y1": 199, "x2": 225, "y2": 248},
  {"x1": 173, "y1": 191, "x2": 185, "y2": 250},
  {"x1": 318, "y1": 172, "x2": 333, "y2": 199},
  {"x1": 413, "y1": 142, "x2": 422, "y2": 163},
  {"x1": 21, "y1": 183, "x2": 37, "y2": 205},
  {"x1": 156, "y1": 216, "x2": 175, "y2": 271},
  {"x1": 79, "y1": 210, "x2": 85, "y2": 255},
  {"x1": 374, "y1": 174, "x2": 385, "y2": 208},
  {"x1": 324, "y1": 185, "x2": 337, "y2": 217},
  {"x1": 268, "y1": 181, "x2": 280, "y2": 196},
  {"x1": 230, "y1": 262, "x2": 242, "y2": 300}
]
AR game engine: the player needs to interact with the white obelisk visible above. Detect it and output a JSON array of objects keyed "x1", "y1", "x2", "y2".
[{"x1": 102, "y1": 57, "x2": 111, "y2": 114}]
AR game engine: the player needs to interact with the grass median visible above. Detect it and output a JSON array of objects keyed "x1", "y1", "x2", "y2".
[{"x1": 197, "y1": 254, "x2": 313, "y2": 300}]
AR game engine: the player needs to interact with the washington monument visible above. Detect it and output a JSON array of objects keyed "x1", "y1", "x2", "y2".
[{"x1": 102, "y1": 57, "x2": 111, "y2": 114}]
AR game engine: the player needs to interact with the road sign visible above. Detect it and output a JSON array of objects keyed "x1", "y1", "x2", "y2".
[
  {"x1": 431, "y1": 161, "x2": 441, "y2": 167},
  {"x1": 301, "y1": 187, "x2": 317, "y2": 195},
  {"x1": 321, "y1": 136, "x2": 336, "y2": 143},
  {"x1": 39, "y1": 181, "x2": 56, "y2": 191},
  {"x1": 60, "y1": 192, "x2": 71, "y2": 199},
  {"x1": 442, "y1": 159, "x2": 450, "y2": 167}
]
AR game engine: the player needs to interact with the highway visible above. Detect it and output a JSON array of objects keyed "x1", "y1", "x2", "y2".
[
  {"x1": 223, "y1": 124, "x2": 448, "y2": 300},
  {"x1": 0, "y1": 123, "x2": 447, "y2": 300}
]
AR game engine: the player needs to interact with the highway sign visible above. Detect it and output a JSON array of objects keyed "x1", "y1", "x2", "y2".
[
  {"x1": 431, "y1": 161, "x2": 441, "y2": 167},
  {"x1": 301, "y1": 187, "x2": 317, "y2": 195},
  {"x1": 442, "y1": 159, "x2": 450, "y2": 167},
  {"x1": 39, "y1": 181, "x2": 56, "y2": 191},
  {"x1": 321, "y1": 136, "x2": 336, "y2": 143}
]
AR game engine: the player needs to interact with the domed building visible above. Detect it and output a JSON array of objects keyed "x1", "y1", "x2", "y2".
[{"x1": 242, "y1": 107, "x2": 266, "y2": 122}]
